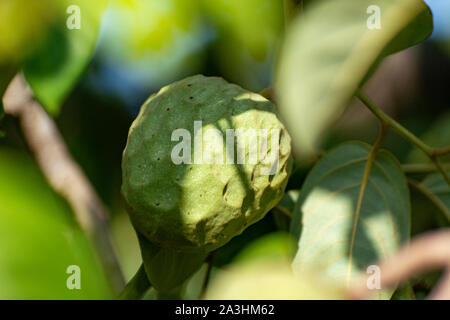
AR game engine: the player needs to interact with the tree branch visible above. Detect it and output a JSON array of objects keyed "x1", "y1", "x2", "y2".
[{"x1": 2, "y1": 73, "x2": 125, "y2": 294}]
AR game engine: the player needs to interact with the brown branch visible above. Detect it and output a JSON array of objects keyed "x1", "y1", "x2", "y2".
[
  {"x1": 2, "y1": 73, "x2": 125, "y2": 294},
  {"x1": 347, "y1": 229, "x2": 450, "y2": 300}
]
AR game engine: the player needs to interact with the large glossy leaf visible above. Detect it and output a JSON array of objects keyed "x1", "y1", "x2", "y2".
[
  {"x1": 276, "y1": 0, "x2": 433, "y2": 158},
  {"x1": 0, "y1": 148, "x2": 111, "y2": 299},
  {"x1": 23, "y1": 0, "x2": 108, "y2": 115},
  {"x1": 290, "y1": 142, "x2": 410, "y2": 299}
]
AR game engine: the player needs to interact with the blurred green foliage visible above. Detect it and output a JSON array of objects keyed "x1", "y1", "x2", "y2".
[
  {"x1": 23, "y1": 0, "x2": 109, "y2": 115},
  {"x1": 0, "y1": 0, "x2": 57, "y2": 62},
  {"x1": 0, "y1": 148, "x2": 111, "y2": 299}
]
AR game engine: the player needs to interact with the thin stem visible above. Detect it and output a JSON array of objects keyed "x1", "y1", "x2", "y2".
[
  {"x1": 431, "y1": 157, "x2": 450, "y2": 188},
  {"x1": 273, "y1": 205, "x2": 293, "y2": 219},
  {"x1": 356, "y1": 90, "x2": 433, "y2": 156},
  {"x1": 408, "y1": 179, "x2": 450, "y2": 224},
  {"x1": 402, "y1": 163, "x2": 450, "y2": 175},
  {"x1": 432, "y1": 146, "x2": 450, "y2": 157},
  {"x1": 356, "y1": 90, "x2": 450, "y2": 189},
  {"x1": 347, "y1": 124, "x2": 386, "y2": 286},
  {"x1": 2, "y1": 74, "x2": 125, "y2": 294},
  {"x1": 118, "y1": 264, "x2": 151, "y2": 300}
]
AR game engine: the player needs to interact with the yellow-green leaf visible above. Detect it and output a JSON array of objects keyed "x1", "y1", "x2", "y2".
[
  {"x1": 23, "y1": 0, "x2": 108, "y2": 115},
  {"x1": 277, "y1": 0, "x2": 433, "y2": 158}
]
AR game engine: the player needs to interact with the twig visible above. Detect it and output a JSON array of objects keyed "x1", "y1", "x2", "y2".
[
  {"x1": 430, "y1": 157, "x2": 450, "y2": 188},
  {"x1": 402, "y1": 163, "x2": 450, "y2": 175},
  {"x1": 356, "y1": 90, "x2": 433, "y2": 155},
  {"x1": 117, "y1": 264, "x2": 151, "y2": 300},
  {"x1": 408, "y1": 179, "x2": 450, "y2": 224},
  {"x1": 347, "y1": 229, "x2": 450, "y2": 300},
  {"x1": 2, "y1": 73, "x2": 125, "y2": 294},
  {"x1": 432, "y1": 146, "x2": 450, "y2": 157},
  {"x1": 356, "y1": 90, "x2": 450, "y2": 188}
]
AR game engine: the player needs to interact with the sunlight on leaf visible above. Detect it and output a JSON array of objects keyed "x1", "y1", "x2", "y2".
[
  {"x1": 206, "y1": 261, "x2": 342, "y2": 299},
  {"x1": 277, "y1": 0, "x2": 433, "y2": 158},
  {"x1": 290, "y1": 142, "x2": 410, "y2": 299}
]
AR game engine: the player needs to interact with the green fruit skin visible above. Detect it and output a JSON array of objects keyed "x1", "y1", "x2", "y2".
[{"x1": 122, "y1": 75, "x2": 293, "y2": 254}]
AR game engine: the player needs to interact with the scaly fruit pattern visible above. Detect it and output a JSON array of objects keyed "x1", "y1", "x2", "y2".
[{"x1": 122, "y1": 75, "x2": 292, "y2": 291}]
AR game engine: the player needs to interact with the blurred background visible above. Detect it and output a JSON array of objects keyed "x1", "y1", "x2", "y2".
[{"x1": 0, "y1": 0, "x2": 448, "y2": 299}]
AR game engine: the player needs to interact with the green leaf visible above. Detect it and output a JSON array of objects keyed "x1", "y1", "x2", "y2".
[
  {"x1": 0, "y1": 148, "x2": 111, "y2": 299},
  {"x1": 23, "y1": 0, "x2": 108, "y2": 115},
  {"x1": 392, "y1": 281, "x2": 415, "y2": 300},
  {"x1": 290, "y1": 142, "x2": 410, "y2": 299},
  {"x1": 232, "y1": 232, "x2": 296, "y2": 264},
  {"x1": 276, "y1": 0, "x2": 433, "y2": 158}
]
